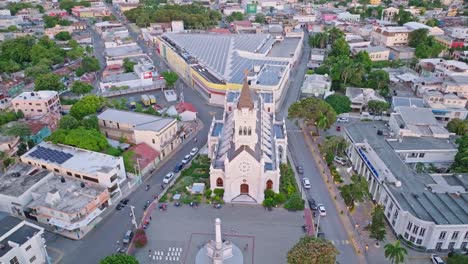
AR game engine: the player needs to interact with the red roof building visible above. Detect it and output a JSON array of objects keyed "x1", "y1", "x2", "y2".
[
  {"x1": 127, "y1": 143, "x2": 160, "y2": 174},
  {"x1": 175, "y1": 102, "x2": 198, "y2": 122}
]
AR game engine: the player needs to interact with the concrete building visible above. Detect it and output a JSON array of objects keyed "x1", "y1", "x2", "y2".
[
  {"x1": 442, "y1": 76, "x2": 468, "y2": 98},
  {"x1": 388, "y1": 46, "x2": 416, "y2": 61},
  {"x1": 307, "y1": 48, "x2": 326, "y2": 69},
  {"x1": 125, "y1": 143, "x2": 160, "y2": 176},
  {"x1": 207, "y1": 80, "x2": 287, "y2": 204},
  {"x1": 0, "y1": 135, "x2": 19, "y2": 156},
  {"x1": 417, "y1": 59, "x2": 468, "y2": 78},
  {"x1": 371, "y1": 26, "x2": 412, "y2": 47},
  {"x1": 301, "y1": 74, "x2": 332, "y2": 98},
  {"x1": 353, "y1": 46, "x2": 390, "y2": 61},
  {"x1": 403, "y1": 22, "x2": 444, "y2": 36},
  {"x1": 345, "y1": 122, "x2": 468, "y2": 252},
  {"x1": 0, "y1": 15, "x2": 23, "y2": 30},
  {"x1": 12, "y1": 91, "x2": 61, "y2": 118},
  {"x1": 346, "y1": 87, "x2": 386, "y2": 112},
  {"x1": 0, "y1": 215, "x2": 49, "y2": 264},
  {"x1": 21, "y1": 142, "x2": 125, "y2": 201},
  {"x1": 97, "y1": 109, "x2": 180, "y2": 158},
  {"x1": 156, "y1": 33, "x2": 303, "y2": 106}
]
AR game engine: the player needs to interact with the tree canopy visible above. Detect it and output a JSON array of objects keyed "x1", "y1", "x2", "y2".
[
  {"x1": 366, "y1": 70, "x2": 390, "y2": 96},
  {"x1": 369, "y1": 205, "x2": 386, "y2": 242},
  {"x1": 59, "y1": 115, "x2": 80, "y2": 130},
  {"x1": 446, "y1": 118, "x2": 467, "y2": 136},
  {"x1": 287, "y1": 236, "x2": 339, "y2": 264},
  {"x1": 339, "y1": 174, "x2": 369, "y2": 208},
  {"x1": 367, "y1": 100, "x2": 390, "y2": 115},
  {"x1": 325, "y1": 94, "x2": 351, "y2": 115},
  {"x1": 409, "y1": 28, "x2": 444, "y2": 59},
  {"x1": 227, "y1": 11, "x2": 244, "y2": 22},
  {"x1": 70, "y1": 95, "x2": 105, "y2": 120},
  {"x1": 47, "y1": 127, "x2": 108, "y2": 152},
  {"x1": 447, "y1": 253, "x2": 468, "y2": 264},
  {"x1": 254, "y1": 13, "x2": 266, "y2": 24},
  {"x1": 55, "y1": 31, "x2": 72, "y2": 41},
  {"x1": 1, "y1": 122, "x2": 31, "y2": 137},
  {"x1": 123, "y1": 58, "x2": 136, "y2": 73},
  {"x1": 124, "y1": 4, "x2": 221, "y2": 29},
  {"x1": 384, "y1": 241, "x2": 407, "y2": 264},
  {"x1": 43, "y1": 15, "x2": 72, "y2": 29},
  {"x1": 393, "y1": 7, "x2": 417, "y2": 26},
  {"x1": 71, "y1": 81, "x2": 93, "y2": 95},
  {"x1": 60, "y1": 0, "x2": 91, "y2": 13},
  {"x1": 162, "y1": 71, "x2": 179, "y2": 88},
  {"x1": 451, "y1": 135, "x2": 468, "y2": 173},
  {"x1": 288, "y1": 97, "x2": 337, "y2": 130},
  {"x1": 35, "y1": 73, "x2": 64, "y2": 91},
  {"x1": 100, "y1": 254, "x2": 139, "y2": 264}
]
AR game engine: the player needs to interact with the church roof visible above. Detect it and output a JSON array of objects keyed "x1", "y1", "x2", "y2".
[
  {"x1": 229, "y1": 145, "x2": 260, "y2": 162},
  {"x1": 237, "y1": 79, "x2": 254, "y2": 110}
]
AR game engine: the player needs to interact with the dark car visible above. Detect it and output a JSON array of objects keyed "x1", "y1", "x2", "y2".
[
  {"x1": 308, "y1": 199, "x2": 318, "y2": 211},
  {"x1": 173, "y1": 163, "x2": 183, "y2": 173},
  {"x1": 120, "y1": 198, "x2": 130, "y2": 205},
  {"x1": 116, "y1": 203, "x2": 124, "y2": 210},
  {"x1": 296, "y1": 165, "x2": 304, "y2": 174}
]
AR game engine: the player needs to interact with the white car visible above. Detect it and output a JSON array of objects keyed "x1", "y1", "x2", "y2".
[
  {"x1": 334, "y1": 156, "x2": 347, "y2": 166},
  {"x1": 318, "y1": 204, "x2": 326, "y2": 216},
  {"x1": 337, "y1": 117, "x2": 349, "y2": 123},
  {"x1": 181, "y1": 154, "x2": 191, "y2": 165},
  {"x1": 190, "y1": 147, "x2": 199, "y2": 156},
  {"x1": 302, "y1": 178, "x2": 311, "y2": 189},
  {"x1": 431, "y1": 254, "x2": 444, "y2": 264},
  {"x1": 162, "y1": 173, "x2": 174, "y2": 184}
]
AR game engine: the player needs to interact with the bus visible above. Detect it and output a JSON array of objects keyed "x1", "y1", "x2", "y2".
[
  {"x1": 148, "y1": 95, "x2": 156, "y2": 105},
  {"x1": 141, "y1": 94, "x2": 150, "y2": 106}
]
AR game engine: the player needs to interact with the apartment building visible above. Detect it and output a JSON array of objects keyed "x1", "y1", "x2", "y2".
[
  {"x1": 12, "y1": 91, "x2": 61, "y2": 118},
  {"x1": 371, "y1": 26, "x2": 412, "y2": 46},
  {"x1": 442, "y1": 76, "x2": 468, "y2": 98},
  {"x1": 21, "y1": 142, "x2": 126, "y2": 200},
  {"x1": 417, "y1": 59, "x2": 468, "y2": 78},
  {"x1": 353, "y1": 46, "x2": 390, "y2": 61},
  {"x1": 0, "y1": 216, "x2": 49, "y2": 264},
  {"x1": 97, "y1": 109, "x2": 180, "y2": 158}
]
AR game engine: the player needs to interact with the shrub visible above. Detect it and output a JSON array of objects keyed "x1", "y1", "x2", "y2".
[
  {"x1": 212, "y1": 195, "x2": 223, "y2": 204},
  {"x1": 284, "y1": 193, "x2": 305, "y2": 211},
  {"x1": 134, "y1": 228, "x2": 147, "y2": 248},
  {"x1": 204, "y1": 189, "x2": 212, "y2": 198},
  {"x1": 274, "y1": 192, "x2": 287, "y2": 204},
  {"x1": 264, "y1": 189, "x2": 275, "y2": 199},
  {"x1": 181, "y1": 195, "x2": 193, "y2": 204},
  {"x1": 213, "y1": 188, "x2": 224, "y2": 197},
  {"x1": 159, "y1": 194, "x2": 167, "y2": 202},
  {"x1": 263, "y1": 197, "x2": 276, "y2": 207}
]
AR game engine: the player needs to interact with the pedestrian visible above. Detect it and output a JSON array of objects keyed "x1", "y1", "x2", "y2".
[{"x1": 150, "y1": 216, "x2": 152, "y2": 220}]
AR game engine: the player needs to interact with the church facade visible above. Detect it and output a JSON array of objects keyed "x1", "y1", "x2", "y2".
[{"x1": 207, "y1": 79, "x2": 287, "y2": 204}]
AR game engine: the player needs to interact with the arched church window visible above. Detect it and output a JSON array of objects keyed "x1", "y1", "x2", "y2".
[
  {"x1": 266, "y1": 180, "x2": 273, "y2": 189},
  {"x1": 248, "y1": 127, "x2": 252, "y2": 135},
  {"x1": 239, "y1": 127, "x2": 242, "y2": 135},
  {"x1": 216, "y1": 178, "x2": 223, "y2": 187},
  {"x1": 243, "y1": 127, "x2": 247, "y2": 135}
]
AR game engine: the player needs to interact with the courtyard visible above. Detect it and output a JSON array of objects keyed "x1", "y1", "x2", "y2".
[{"x1": 134, "y1": 204, "x2": 306, "y2": 264}]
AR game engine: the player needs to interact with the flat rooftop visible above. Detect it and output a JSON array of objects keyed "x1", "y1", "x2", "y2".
[
  {"x1": 13, "y1": 91, "x2": 57, "y2": 101},
  {"x1": 105, "y1": 45, "x2": 142, "y2": 57},
  {"x1": 98, "y1": 108, "x2": 175, "y2": 132},
  {"x1": 0, "y1": 163, "x2": 51, "y2": 197},
  {"x1": 101, "y1": 72, "x2": 139, "y2": 83},
  {"x1": 22, "y1": 142, "x2": 123, "y2": 176},
  {"x1": 28, "y1": 173, "x2": 107, "y2": 214},
  {"x1": 346, "y1": 122, "x2": 468, "y2": 225},
  {"x1": 0, "y1": 216, "x2": 41, "y2": 257},
  {"x1": 267, "y1": 37, "x2": 300, "y2": 58}
]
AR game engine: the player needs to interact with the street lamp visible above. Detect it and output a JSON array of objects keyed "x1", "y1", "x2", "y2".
[
  {"x1": 129, "y1": 205, "x2": 138, "y2": 229},
  {"x1": 315, "y1": 213, "x2": 321, "y2": 238}
]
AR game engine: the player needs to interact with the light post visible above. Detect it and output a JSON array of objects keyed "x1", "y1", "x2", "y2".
[
  {"x1": 129, "y1": 205, "x2": 138, "y2": 229},
  {"x1": 135, "y1": 158, "x2": 143, "y2": 185},
  {"x1": 315, "y1": 212, "x2": 321, "y2": 238}
]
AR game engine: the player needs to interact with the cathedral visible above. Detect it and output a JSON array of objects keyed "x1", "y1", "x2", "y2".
[{"x1": 207, "y1": 78, "x2": 287, "y2": 204}]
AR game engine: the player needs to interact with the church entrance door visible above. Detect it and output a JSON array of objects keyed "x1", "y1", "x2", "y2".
[{"x1": 240, "y1": 184, "x2": 249, "y2": 194}]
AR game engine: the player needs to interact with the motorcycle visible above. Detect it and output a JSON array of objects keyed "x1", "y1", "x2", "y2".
[
  {"x1": 189, "y1": 201, "x2": 199, "y2": 208},
  {"x1": 174, "y1": 202, "x2": 181, "y2": 207},
  {"x1": 213, "y1": 203, "x2": 221, "y2": 209},
  {"x1": 145, "y1": 184, "x2": 150, "y2": 191}
]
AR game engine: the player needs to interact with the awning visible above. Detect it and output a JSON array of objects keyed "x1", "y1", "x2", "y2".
[{"x1": 48, "y1": 208, "x2": 105, "y2": 231}]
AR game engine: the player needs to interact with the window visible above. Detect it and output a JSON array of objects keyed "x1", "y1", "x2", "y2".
[
  {"x1": 435, "y1": 242, "x2": 443, "y2": 251},
  {"x1": 9, "y1": 257, "x2": 19, "y2": 264},
  {"x1": 461, "y1": 242, "x2": 467, "y2": 250},
  {"x1": 419, "y1": 228, "x2": 426, "y2": 237},
  {"x1": 464, "y1": 231, "x2": 468, "y2": 239},
  {"x1": 266, "y1": 180, "x2": 273, "y2": 190},
  {"x1": 416, "y1": 239, "x2": 422, "y2": 245},
  {"x1": 41, "y1": 165, "x2": 46, "y2": 169},
  {"x1": 67, "y1": 172, "x2": 72, "y2": 176},
  {"x1": 413, "y1": 226, "x2": 419, "y2": 235},
  {"x1": 54, "y1": 168, "x2": 59, "y2": 173},
  {"x1": 238, "y1": 127, "x2": 242, "y2": 135},
  {"x1": 419, "y1": 153, "x2": 425, "y2": 158},
  {"x1": 25, "y1": 245, "x2": 32, "y2": 251},
  {"x1": 404, "y1": 232, "x2": 409, "y2": 239},
  {"x1": 448, "y1": 242, "x2": 455, "y2": 250},
  {"x1": 452, "y1": 231, "x2": 459, "y2": 240},
  {"x1": 407, "y1": 222, "x2": 412, "y2": 231},
  {"x1": 75, "y1": 174, "x2": 81, "y2": 178},
  {"x1": 29, "y1": 256, "x2": 36, "y2": 263},
  {"x1": 393, "y1": 210, "x2": 398, "y2": 219},
  {"x1": 389, "y1": 203, "x2": 393, "y2": 211},
  {"x1": 439, "y1": 231, "x2": 446, "y2": 240},
  {"x1": 391, "y1": 219, "x2": 396, "y2": 226},
  {"x1": 216, "y1": 178, "x2": 223, "y2": 187},
  {"x1": 410, "y1": 236, "x2": 415, "y2": 243},
  {"x1": 152, "y1": 139, "x2": 155, "y2": 144},
  {"x1": 383, "y1": 195, "x2": 389, "y2": 205},
  {"x1": 83, "y1": 175, "x2": 99, "y2": 183}
]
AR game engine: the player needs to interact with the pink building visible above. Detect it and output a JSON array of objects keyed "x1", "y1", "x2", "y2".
[
  {"x1": 45, "y1": 9, "x2": 68, "y2": 17},
  {"x1": 321, "y1": 13, "x2": 337, "y2": 21}
]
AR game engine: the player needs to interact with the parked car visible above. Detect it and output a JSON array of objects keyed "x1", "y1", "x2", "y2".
[
  {"x1": 173, "y1": 163, "x2": 183, "y2": 173},
  {"x1": 119, "y1": 198, "x2": 129, "y2": 205},
  {"x1": 431, "y1": 254, "x2": 444, "y2": 264},
  {"x1": 318, "y1": 204, "x2": 326, "y2": 216},
  {"x1": 302, "y1": 178, "x2": 311, "y2": 189},
  {"x1": 129, "y1": 97, "x2": 136, "y2": 109},
  {"x1": 181, "y1": 154, "x2": 191, "y2": 165},
  {"x1": 308, "y1": 198, "x2": 318, "y2": 211},
  {"x1": 190, "y1": 147, "x2": 199, "y2": 156},
  {"x1": 337, "y1": 117, "x2": 349, "y2": 123},
  {"x1": 163, "y1": 173, "x2": 174, "y2": 184},
  {"x1": 296, "y1": 165, "x2": 304, "y2": 174},
  {"x1": 116, "y1": 203, "x2": 124, "y2": 210},
  {"x1": 334, "y1": 156, "x2": 347, "y2": 166},
  {"x1": 122, "y1": 230, "x2": 133, "y2": 244},
  {"x1": 336, "y1": 126, "x2": 341, "y2": 131}
]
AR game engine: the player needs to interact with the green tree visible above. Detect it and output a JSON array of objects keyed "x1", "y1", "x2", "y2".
[
  {"x1": 367, "y1": 100, "x2": 389, "y2": 115},
  {"x1": 447, "y1": 253, "x2": 468, "y2": 264},
  {"x1": 320, "y1": 135, "x2": 348, "y2": 157},
  {"x1": 25, "y1": 63, "x2": 50, "y2": 78},
  {"x1": 288, "y1": 97, "x2": 337, "y2": 130},
  {"x1": 81, "y1": 56, "x2": 100, "y2": 72},
  {"x1": 369, "y1": 205, "x2": 386, "y2": 242},
  {"x1": 100, "y1": 254, "x2": 139, "y2": 264},
  {"x1": 47, "y1": 127, "x2": 108, "y2": 151},
  {"x1": 81, "y1": 115, "x2": 99, "y2": 130},
  {"x1": 284, "y1": 192, "x2": 304, "y2": 211},
  {"x1": 7, "y1": 25, "x2": 18, "y2": 32},
  {"x1": 394, "y1": 8, "x2": 415, "y2": 26},
  {"x1": 425, "y1": 18, "x2": 439, "y2": 27},
  {"x1": 367, "y1": 70, "x2": 390, "y2": 96},
  {"x1": 408, "y1": 28, "x2": 429, "y2": 48},
  {"x1": 325, "y1": 94, "x2": 351, "y2": 115},
  {"x1": 384, "y1": 241, "x2": 407, "y2": 264},
  {"x1": 123, "y1": 58, "x2": 136, "y2": 73},
  {"x1": 70, "y1": 95, "x2": 105, "y2": 120},
  {"x1": 254, "y1": 13, "x2": 266, "y2": 24},
  {"x1": 451, "y1": 135, "x2": 468, "y2": 172},
  {"x1": 329, "y1": 38, "x2": 350, "y2": 57},
  {"x1": 227, "y1": 11, "x2": 244, "y2": 22},
  {"x1": 1, "y1": 122, "x2": 31, "y2": 137},
  {"x1": 34, "y1": 73, "x2": 64, "y2": 91},
  {"x1": 327, "y1": 27, "x2": 345, "y2": 46},
  {"x1": 354, "y1": 51, "x2": 372, "y2": 72},
  {"x1": 309, "y1": 32, "x2": 328, "y2": 49},
  {"x1": 59, "y1": 115, "x2": 79, "y2": 130},
  {"x1": 55, "y1": 31, "x2": 72, "y2": 41},
  {"x1": 71, "y1": 81, "x2": 93, "y2": 95},
  {"x1": 415, "y1": 36, "x2": 444, "y2": 58},
  {"x1": 339, "y1": 174, "x2": 369, "y2": 209},
  {"x1": 287, "y1": 236, "x2": 339, "y2": 264},
  {"x1": 446, "y1": 118, "x2": 467, "y2": 136},
  {"x1": 162, "y1": 71, "x2": 179, "y2": 88}
]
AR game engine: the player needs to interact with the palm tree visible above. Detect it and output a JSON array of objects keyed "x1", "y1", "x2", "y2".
[
  {"x1": 384, "y1": 241, "x2": 407, "y2": 264},
  {"x1": 316, "y1": 113, "x2": 329, "y2": 131}
]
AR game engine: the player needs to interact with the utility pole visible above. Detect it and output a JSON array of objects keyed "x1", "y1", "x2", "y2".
[
  {"x1": 129, "y1": 206, "x2": 138, "y2": 229},
  {"x1": 135, "y1": 158, "x2": 143, "y2": 185},
  {"x1": 315, "y1": 213, "x2": 321, "y2": 238}
]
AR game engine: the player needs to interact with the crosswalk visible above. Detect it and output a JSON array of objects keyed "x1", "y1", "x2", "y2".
[
  {"x1": 329, "y1": 240, "x2": 350, "y2": 246},
  {"x1": 149, "y1": 247, "x2": 183, "y2": 262}
]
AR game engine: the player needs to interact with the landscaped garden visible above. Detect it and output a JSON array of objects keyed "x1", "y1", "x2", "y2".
[{"x1": 263, "y1": 163, "x2": 304, "y2": 211}]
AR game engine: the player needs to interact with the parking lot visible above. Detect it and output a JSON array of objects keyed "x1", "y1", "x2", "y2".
[{"x1": 134, "y1": 204, "x2": 306, "y2": 264}]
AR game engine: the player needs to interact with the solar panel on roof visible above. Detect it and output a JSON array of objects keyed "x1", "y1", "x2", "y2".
[{"x1": 28, "y1": 146, "x2": 73, "y2": 164}]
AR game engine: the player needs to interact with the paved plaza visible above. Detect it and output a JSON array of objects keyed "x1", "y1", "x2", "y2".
[{"x1": 134, "y1": 204, "x2": 306, "y2": 264}]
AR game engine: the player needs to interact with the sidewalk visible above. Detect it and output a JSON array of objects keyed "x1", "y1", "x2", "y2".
[{"x1": 301, "y1": 125, "x2": 367, "y2": 264}]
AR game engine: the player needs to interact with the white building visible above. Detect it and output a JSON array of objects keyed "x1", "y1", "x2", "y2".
[
  {"x1": 20, "y1": 142, "x2": 126, "y2": 201},
  {"x1": 417, "y1": 59, "x2": 468, "y2": 78},
  {"x1": 301, "y1": 74, "x2": 332, "y2": 98},
  {"x1": 12, "y1": 91, "x2": 61, "y2": 118},
  {"x1": 0, "y1": 215, "x2": 49, "y2": 264},
  {"x1": 207, "y1": 80, "x2": 287, "y2": 204},
  {"x1": 99, "y1": 57, "x2": 156, "y2": 90},
  {"x1": 346, "y1": 87, "x2": 386, "y2": 112},
  {"x1": 345, "y1": 122, "x2": 468, "y2": 252}
]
